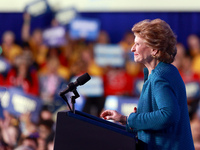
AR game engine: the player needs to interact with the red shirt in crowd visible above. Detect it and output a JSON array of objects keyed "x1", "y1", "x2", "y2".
[{"x1": 4, "y1": 68, "x2": 39, "y2": 96}]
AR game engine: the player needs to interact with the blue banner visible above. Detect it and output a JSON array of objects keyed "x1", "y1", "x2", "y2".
[
  {"x1": 185, "y1": 81, "x2": 200, "y2": 99},
  {"x1": 54, "y1": 7, "x2": 78, "y2": 25},
  {"x1": 94, "y1": 44, "x2": 125, "y2": 67},
  {"x1": 0, "y1": 56, "x2": 11, "y2": 74},
  {"x1": 69, "y1": 18, "x2": 100, "y2": 41},
  {"x1": 0, "y1": 87, "x2": 42, "y2": 123},
  {"x1": 43, "y1": 26, "x2": 66, "y2": 46},
  {"x1": 69, "y1": 75, "x2": 104, "y2": 97},
  {"x1": 104, "y1": 96, "x2": 139, "y2": 116},
  {"x1": 0, "y1": 87, "x2": 6, "y2": 119},
  {"x1": 24, "y1": 0, "x2": 52, "y2": 17},
  {"x1": 0, "y1": 102, "x2": 3, "y2": 119}
]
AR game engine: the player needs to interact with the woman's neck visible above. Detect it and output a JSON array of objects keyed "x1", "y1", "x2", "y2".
[{"x1": 144, "y1": 60, "x2": 160, "y2": 75}]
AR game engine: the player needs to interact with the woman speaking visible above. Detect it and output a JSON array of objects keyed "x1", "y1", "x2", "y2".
[{"x1": 101, "y1": 19, "x2": 195, "y2": 150}]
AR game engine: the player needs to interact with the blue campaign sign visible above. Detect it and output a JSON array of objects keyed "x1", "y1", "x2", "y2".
[
  {"x1": 24, "y1": 0, "x2": 51, "y2": 17},
  {"x1": 118, "y1": 96, "x2": 138, "y2": 116},
  {"x1": 69, "y1": 18, "x2": 100, "y2": 41},
  {"x1": 94, "y1": 44, "x2": 125, "y2": 67},
  {"x1": 0, "y1": 87, "x2": 7, "y2": 119},
  {"x1": 0, "y1": 102, "x2": 3, "y2": 119},
  {"x1": 55, "y1": 7, "x2": 78, "y2": 25},
  {"x1": 104, "y1": 96, "x2": 139, "y2": 116},
  {"x1": 126, "y1": 51, "x2": 135, "y2": 62},
  {"x1": 69, "y1": 75, "x2": 104, "y2": 97},
  {"x1": 0, "y1": 56, "x2": 11, "y2": 74},
  {"x1": 185, "y1": 81, "x2": 200, "y2": 99},
  {"x1": 0, "y1": 87, "x2": 42, "y2": 123},
  {"x1": 43, "y1": 26, "x2": 66, "y2": 47}
]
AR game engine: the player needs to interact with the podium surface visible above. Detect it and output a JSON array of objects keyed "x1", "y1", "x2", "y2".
[{"x1": 54, "y1": 110, "x2": 136, "y2": 150}]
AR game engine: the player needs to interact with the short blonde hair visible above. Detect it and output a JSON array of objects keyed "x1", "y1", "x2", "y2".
[{"x1": 132, "y1": 19, "x2": 177, "y2": 63}]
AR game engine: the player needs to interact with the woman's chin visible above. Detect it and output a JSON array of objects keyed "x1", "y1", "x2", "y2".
[{"x1": 134, "y1": 59, "x2": 140, "y2": 63}]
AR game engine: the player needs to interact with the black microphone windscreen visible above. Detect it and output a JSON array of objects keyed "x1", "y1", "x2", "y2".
[{"x1": 76, "y1": 73, "x2": 91, "y2": 85}]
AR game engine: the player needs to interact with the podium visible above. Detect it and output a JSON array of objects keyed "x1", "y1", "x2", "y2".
[{"x1": 54, "y1": 110, "x2": 136, "y2": 150}]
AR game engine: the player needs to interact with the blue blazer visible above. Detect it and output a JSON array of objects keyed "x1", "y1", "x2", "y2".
[{"x1": 127, "y1": 62, "x2": 194, "y2": 150}]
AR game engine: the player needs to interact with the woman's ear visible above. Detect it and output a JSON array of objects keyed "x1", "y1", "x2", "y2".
[{"x1": 151, "y1": 49, "x2": 159, "y2": 57}]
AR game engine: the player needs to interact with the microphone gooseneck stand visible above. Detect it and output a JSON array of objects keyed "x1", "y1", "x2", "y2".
[
  {"x1": 59, "y1": 73, "x2": 91, "y2": 114},
  {"x1": 71, "y1": 89, "x2": 80, "y2": 114},
  {"x1": 60, "y1": 88, "x2": 80, "y2": 114}
]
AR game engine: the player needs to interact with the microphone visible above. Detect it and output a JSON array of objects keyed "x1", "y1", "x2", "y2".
[{"x1": 59, "y1": 73, "x2": 91, "y2": 96}]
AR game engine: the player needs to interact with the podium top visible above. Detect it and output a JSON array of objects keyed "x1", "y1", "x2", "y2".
[{"x1": 63, "y1": 110, "x2": 136, "y2": 138}]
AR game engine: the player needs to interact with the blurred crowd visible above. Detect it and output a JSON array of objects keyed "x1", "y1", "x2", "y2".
[{"x1": 0, "y1": 13, "x2": 200, "y2": 150}]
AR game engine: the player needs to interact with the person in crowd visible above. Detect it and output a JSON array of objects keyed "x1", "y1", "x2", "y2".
[
  {"x1": 4, "y1": 51, "x2": 39, "y2": 96},
  {"x1": 37, "y1": 119, "x2": 54, "y2": 150},
  {"x1": 173, "y1": 42, "x2": 200, "y2": 82},
  {"x1": 59, "y1": 44, "x2": 73, "y2": 68},
  {"x1": 190, "y1": 116, "x2": 200, "y2": 150},
  {"x1": 14, "y1": 145, "x2": 34, "y2": 150},
  {"x1": 103, "y1": 67, "x2": 133, "y2": 96},
  {"x1": 101, "y1": 19, "x2": 195, "y2": 150},
  {"x1": 0, "y1": 110, "x2": 21, "y2": 149},
  {"x1": 45, "y1": 131, "x2": 55, "y2": 150},
  {"x1": 187, "y1": 34, "x2": 200, "y2": 57},
  {"x1": 19, "y1": 113, "x2": 38, "y2": 139},
  {"x1": 38, "y1": 55, "x2": 68, "y2": 103},
  {"x1": 39, "y1": 106, "x2": 53, "y2": 122},
  {"x1": 187, "y1": 34, "x2": 200, "y2": 75},
  {"x1": 69, "y1": 55, "x2": 88, "y2": 80},
  {"x1": 189, "y1": 102, "x2": 200, "y2": 150},
  {"x1": 20, "y1": 136, "x2": 38, "y2": 150},
  {"x1": 172, "y1": 43, "x2": 186, "y2": 71},
  {"x1": 21, "y1": 12, "x2": 49, "y2": 68},
  {"x1": 119, "y1": 31, "x2": 135, "y2": 53},
  {"x1": 1, "y1": 31, "x2": 22, "y2": 64},
  {"x1": 96, "y1": 30, "x2": 110, "y2": 44},
  {"x1": 45, "y1": 47, "x2": 70, "y2": 80},
  {"x1": 81, "y1": 47, "x2": 104, "y2": 76}
]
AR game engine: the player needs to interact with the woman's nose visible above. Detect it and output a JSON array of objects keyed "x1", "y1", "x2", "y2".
[{"x1": 131, "y1": 45, "x2": 135, "y2": 52}]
